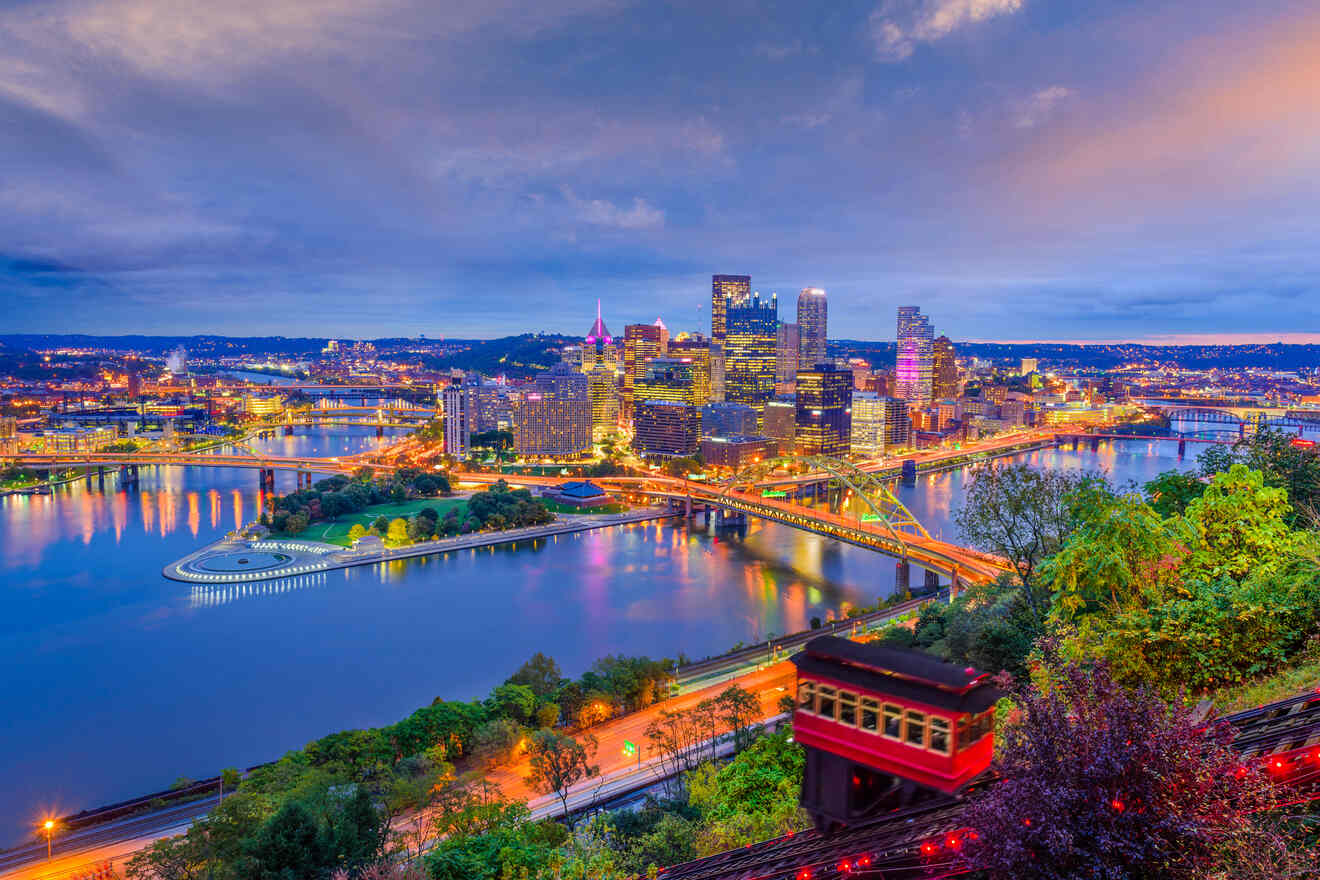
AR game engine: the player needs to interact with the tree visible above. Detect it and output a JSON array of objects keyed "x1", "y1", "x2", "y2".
[
  {"x1": 371, "y1": 515, "x2": 390, "y2": 533},
  {"x1": 219, "y1": 767, "x2": 241, "y2": 800},
  {"x1": 958, "y1": 655, "x2": 1285, "y2": 880},
  {"x1": 524, "y1": 729, "x2": 599, "y2": 827},
  {"x1": 1183, "y1": 464, "x2": 1298, "y2": 583},
  {"x1": 1144, "y1": 469, "x2": 1206, "y2": 517},
  {"x1": 506, "y1": 651, "x2": 563, "y2": 699},
  {"x1": 347, "y1": 523, "x2": 367, "y2": 544},
  {"x1": 687, "y1": 728, "x2": 807, "y2": 856},
  {"x1": 716, "y1": 685, "x2": 762, "y2": 753},
  {"x1": 244, "y1": 802, "x2": 328, "y2": 880},
  {"x1": 534, "y1": 702, "x2": 560, "y2": 728},
  {"x1": 954, "y1": 462, "x2": 1100, "y2": 620},
  {"x1": 485, "y1": 683, "x2": 537, "y2": 724},
  {"x1": 471, "y1": 717, "x2": 524, "y2": 769},
  {"x1": 1041, "y1": 487, "x2": 1189, "y2": 618},
  {"x1": 385, "y1": 517, "x2": 410, "y2": 545}
]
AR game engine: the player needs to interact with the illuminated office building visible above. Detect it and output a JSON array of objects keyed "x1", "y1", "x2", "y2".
[
  {"x1": 895, "y1": 306, "x2": 934, "y2": 405},
  {"x1": 933, "y1": 335, "x2": 959, "y2": 400},
  {"x1": 513, "y1": 363, "x2": 591, "y2": 458},
  {"x1": 724, "y1": 292, "x2": 778, "y2": 416},
  {"x1": 633, "y1": 401, "x2": 700, "y2": 457},
  {"x1": 701, "y1": 402, "x2": 758, "y2": 438},
  {"x1": 850, "y1": 393, "x2": 912, "y2": 456},
  {"x1": 667, "y1": 334, "x2": 712, "y2": 407},
  {"x1": 795, "y1": 363, "x2": 852, "y2": 457},
  {"x1": 633, "y1": 357, "x2": 700, "y2": 407},
  {"x1": 776, "y1": 321, "x2": 800, "y2": 388},
  {"x1": 796, "y1": 287, "x2": 827, "y2": 369},
  {"x1": 584, "y1": 301, "x2": 621, "y2": 438},
  {"x1": 711, "y1": 274, "x2": 750, "y2": 402},
  {"x1": 711, "y1": 274, "x2": 750, "y2": 343},
  {"x1": 622, "y1": 320, "x2": 669, "y2": 419},
  {"x1": 763, "y1": 398, "x2": 796, "y2": 454}
]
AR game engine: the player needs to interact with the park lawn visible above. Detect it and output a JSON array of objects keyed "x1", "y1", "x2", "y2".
[{"x1": 302, "y1": 497, "x2": 469, "y2": 546}]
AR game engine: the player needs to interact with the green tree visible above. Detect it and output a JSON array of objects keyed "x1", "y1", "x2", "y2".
[
  {"x1": 471, "y1": 717, "x2": 524, "y2": 769},
  {"x1": 244, "y1": 802, "x2": 328, "y2": 880},
  {"x1": 485, "y1": 683, "x2": 537, "y2": 724},
  {"x1": 954, "y1": 462, "x2": 1099, "y2": 620},
  {"x1": 1183, "y1": 464, "x2": 1298, "y2": 583},
  {"x1": 506, "y1": 651, "x2": 563, "y2": 699},
  {"x1": 534, "y1": 702, "x2": 561, "y2": 728},
  {"x1": 347, "y1": 523, "x2": 367, "y2": 544},
  {"x1": 686, "y1": 728, "x2": 807, "y2": 855},
  {"x1": 1144, "y1": 469, "x2": 1206, "y2": 517},
  {"x1": 1041, "y1": 487, "x2": 1189, "y2": 618},
  {"x1": 715, "y1": 685, "x2": 761, "y2": 752},
  {"x1": 524, "y1": 729, "x2": 600, "y2": 827}
]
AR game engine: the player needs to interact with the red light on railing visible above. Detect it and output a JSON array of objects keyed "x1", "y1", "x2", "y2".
[
  {"x1": 945, "y1": 835, "x2": 961, "y2": 850},
  {"x1": 1111, "y1": 799, "x2": 1125, "y2": 812},
  {"x1": 965, "y1": 831, "x2": 980, "y2": 842},
  {"x1": 797, "y1": 870, "x2": 812, "y2": 880},
  {"x1": 921, "y1": 842, "x2": 939, "y2": 855},
  {"x1": 857, "y1": 855, "x2": 872, "y2": 867}
]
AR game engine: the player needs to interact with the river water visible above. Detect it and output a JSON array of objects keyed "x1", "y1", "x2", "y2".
[{"x1": 0, "y1": 430, "x2": 1200, "y2": 842}]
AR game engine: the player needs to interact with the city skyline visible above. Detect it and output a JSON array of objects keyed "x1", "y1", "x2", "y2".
[{"x1": 3, "y1": 1, "x2": 1319, "y2": 341}]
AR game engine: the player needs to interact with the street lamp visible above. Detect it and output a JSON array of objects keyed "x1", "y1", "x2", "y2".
[{"x1": 42, "y1": 819, "x2": 55, "y2": 860}]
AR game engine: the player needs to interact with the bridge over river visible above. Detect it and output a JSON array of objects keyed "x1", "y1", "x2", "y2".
[{"x1": 454, "y1": 455, "x2": 1015, "y2": 587}]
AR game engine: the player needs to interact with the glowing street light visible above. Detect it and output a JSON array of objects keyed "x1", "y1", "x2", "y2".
[{"x1": 41, "y1": 819, "x2": 55, "y2": 860}]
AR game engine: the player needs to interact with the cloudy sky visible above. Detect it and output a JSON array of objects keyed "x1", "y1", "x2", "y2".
[{"x1": 2, "y1": 0, "x2": 1319, "y2": 341}]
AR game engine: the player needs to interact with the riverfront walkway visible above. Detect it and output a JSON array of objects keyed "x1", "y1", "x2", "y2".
[{"x1": 164, "y1": 507, "x2": 678, "y2": 584}]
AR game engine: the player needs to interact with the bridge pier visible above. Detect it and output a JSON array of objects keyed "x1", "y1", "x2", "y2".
[
  {"x1": 949, "y1": 567, "x2": 960, "y2": 601},
  {"x1": 894, "y1": 559, "x2": 910, "y2": 594},
  {"x1": 1177, "y1": 438, "x2": 1186, "y2": 458},
  {"x1": 258, "y1": 468, "x2": 275, "y2": 493},
  {"x1": 283, "y1": 424, "x2": 294, "y2": 436},
  {"x1": 1090, "y1": 436, "x2": 1100, "y2": 452},
  {"x1": 923, "y1": 568, "x2": 940, "y2": 592},
  {"x1": 376, "y1": 424, "x2": 384, "y2": 438},
  {"x1": 901, "y1": 459, "x2": 917, "y2": 487}
]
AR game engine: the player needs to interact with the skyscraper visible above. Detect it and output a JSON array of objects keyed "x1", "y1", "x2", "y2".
[
  {"x1": 776, "y1": 321, "x2": 800, "y2": 388},
  {"x1": 724, "y1": 292, "x2": 778, "y2": 416},
  {"x1": 850, "y1": 393, "x2": 912, "y2": 457},
  {"x1": 622, "y1": 320, "x2": 668, "y2": 419},
  {"x1": 895, "y1": 306, "x2": 935, "y2": 405},
  {"x1": 795, "y1": 363, "x2": 852, "y2": 457},
  {"x1": 442, "y1": 383, "x2": 470, "y2": 457},
  {"x1": 583, "y1": 301, "x2": 621, "y2": 438},
  {"x1": 668, "y1": 334, "x2": 712, "y2": 407},
  {"x1": 711, "y1": 274, "x2": 751, "y2": 343},
  {"x1": 711, "y1": 274, "x2": 750, "y2": 403},
  {"x1": 932, "y1": 335, "x2": 959, "y2": 400},
  {"x1": 633, "y1": 401, "x2": 701, "y2": 458},
  {"x1": 796, "y1": 287, "x2": 827, "y2": 370}
]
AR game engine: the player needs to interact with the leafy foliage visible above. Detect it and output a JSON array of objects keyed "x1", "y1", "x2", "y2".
[{"x1": 960, "y1": 656, "x2": 1286, "y2": 880}]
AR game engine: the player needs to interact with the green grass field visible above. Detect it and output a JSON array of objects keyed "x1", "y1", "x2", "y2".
[{"x1": 299, "y1": 498, "x2": 469, "y2": 546}]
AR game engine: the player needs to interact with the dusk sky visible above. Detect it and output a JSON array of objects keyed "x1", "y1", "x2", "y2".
[{"x1": 2, "y1": 0, "x2": 1319, "y2": 342}]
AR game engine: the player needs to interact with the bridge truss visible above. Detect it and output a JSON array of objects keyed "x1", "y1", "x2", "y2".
[{"x1": 718, "y1": 455, "x2": 932, "y2": 545}]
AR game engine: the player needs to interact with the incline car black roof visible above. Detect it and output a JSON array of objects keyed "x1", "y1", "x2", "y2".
[{"x1": 792, "y1": 635, "x2": 1001, "y2": 714}]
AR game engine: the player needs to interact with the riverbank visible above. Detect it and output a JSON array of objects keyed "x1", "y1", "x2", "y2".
[{"x1": 164, "y1": 506, "x2": 680, "y2": 584}]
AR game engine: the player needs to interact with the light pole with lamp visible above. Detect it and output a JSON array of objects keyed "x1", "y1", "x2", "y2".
[{"x1": 42, "y1": 820, "x2": 55, "y2": 860}]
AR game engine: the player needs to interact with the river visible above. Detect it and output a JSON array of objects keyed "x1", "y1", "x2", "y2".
[{"x1": 0, "y1": 430, "x2": 1201, "y2": 843}]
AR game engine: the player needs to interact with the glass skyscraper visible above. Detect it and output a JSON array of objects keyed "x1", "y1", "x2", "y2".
[
  {"x1": 796, "y1": 287, "x2": 827, "y2": 370},
  {"x1": 795, "y1": 362, "x2": 852, "y2": 457},
  {"x1": 895, "y1": 306, "x2": 934, "y2": 405},
  {"x1": 724, "y1": 292, "x2": 778, "y2": 416}
]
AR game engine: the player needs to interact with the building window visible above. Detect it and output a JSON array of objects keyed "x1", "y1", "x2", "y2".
[
  {"x1": 929, "y1": 717, "x2": 951, "y2": 755},
  {"x1": 904, "y1": 710, "x2": 926, "y2": 747},
  {"x1": 882, "y1": 704, "x2": 902, "y2": 740},
  {"x1": 798, "y1": 681, "x2": 815, "y2": 712},
  {"x1": 838, "y1": 691, "x2": 857, "y2": 727},
  {"x1": 860, "y1": 698, "x2": 879, "y2": 733},
  {"x1": 816, "y1": 686, "x2": 837, "y2": 720}
]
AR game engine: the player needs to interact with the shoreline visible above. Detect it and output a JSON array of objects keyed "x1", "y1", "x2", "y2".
[{"x1": 163, "y1": 506, "x2": 681, "y2": 584}]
